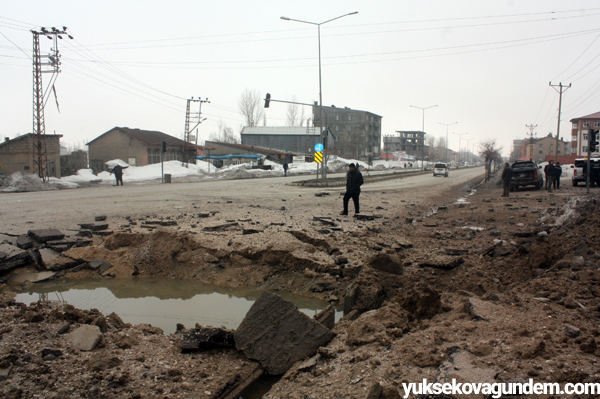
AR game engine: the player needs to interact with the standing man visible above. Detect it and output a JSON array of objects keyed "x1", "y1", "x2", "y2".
[
  {"x1": 553, "y1": 162, "x2": 562, "y2": 189},
  {"x1": 544, "y1": 160, "x2": 555, "y2": 190},
  {"x1": 283, "y1": 162, "x2": 289, "y2": 177},
  {"x1": 341, "y1": 163, "x2": 363, "y2": 216},
  {"x1": 110, "y1": 164, "x2": 128, "y2": 186},
  {"x1": 546, "y1": 160, "x2": 556, "y2": 192},
  {"x1": 501, "y1": 162, "x2": 513, "y2": 197}
]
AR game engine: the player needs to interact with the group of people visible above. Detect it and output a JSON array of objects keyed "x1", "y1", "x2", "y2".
[
  {"x1": 543, "y1": 160, "x2": 562, "y2": 192},
  {"x1": 501, "y1": 160, "x2": 562, "y2": 197}
]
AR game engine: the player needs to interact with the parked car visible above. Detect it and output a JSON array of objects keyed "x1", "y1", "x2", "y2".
[
  {"x1": 433, "y1": 162, "x2": 449, "y2": 177},
  {"x1": 510, "y1": 160, "x2": 543, "y2": 191},
  {"x1": 572, "y1": 158, "x2": 600, "y2": 186}
]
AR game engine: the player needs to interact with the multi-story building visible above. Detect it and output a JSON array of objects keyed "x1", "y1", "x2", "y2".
[
  {"x1": 530, "y1": 133, "x2": 570, "y2": 163},
  {"x1": 383, "y1": 131, "x2": 427, "y2": 161},
  {"x1": 240, "y1": 126, "x2": 320, "y2": 155},
  {"x1": 570, "y1": 111, "x2": 600, "y2": 155},
  {"x1": 515, "y1": 133, "x2": 570, "y2": 162},
  {"x1": 312, "y1": 105, "x2": 382, "y2": 161}
]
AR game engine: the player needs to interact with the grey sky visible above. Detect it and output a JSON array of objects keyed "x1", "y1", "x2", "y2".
[{"x1": 2, "y1": 0, "x2": 600, "y2": 157}]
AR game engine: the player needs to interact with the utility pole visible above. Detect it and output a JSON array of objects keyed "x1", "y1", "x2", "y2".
[
  {"x1": 549, "y1": 82, "x2": 571, "y2": 161},
  {"x1": 525, "y1": 123, "x2": 537, "y2": 161},
  {"x1": 31, "y1": 27, "x2": 73, "y2": 181},
  {"x1": 183, "y1": 97, "x2": 209, "y2": 166}
]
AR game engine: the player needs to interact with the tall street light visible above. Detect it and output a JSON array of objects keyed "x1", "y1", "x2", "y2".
[
  {"x1": 465, "y1": 138, "x2": 476, "y2": 166},
  {"x1": 410, "y1": 104, "x2": 437, "y2": 170},
  {"x1": 438, "y1": 121, "x2": 457, "y2": 164},
  {"x1": 453, "y1": 132, "x2": 468, "y2": 168},
  {"x1": 281, "y1": 11, "x2": 358, "y2": 180}
]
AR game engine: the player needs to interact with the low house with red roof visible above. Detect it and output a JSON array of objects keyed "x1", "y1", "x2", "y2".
[
  {"x1": 570, "y1": 111, "x2": 600, "y2": 156},
  {"x1": 87, "y1": 127, "x2": 211, "y2": 173}
]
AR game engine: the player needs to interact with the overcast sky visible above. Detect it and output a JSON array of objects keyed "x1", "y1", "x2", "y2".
[{"x1": 2, "y1": 0, "x2": 600, "y2": 157}]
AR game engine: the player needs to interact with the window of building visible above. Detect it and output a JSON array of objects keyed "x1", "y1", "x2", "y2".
[
  {"x1": 583, "y1": 146, "x2": 588, "y2": 152},
  {"x1": 335, "y1": 125, "x2": 339, "y2": 131},
  {"x1": 573, "y1": 122, "x2": 578, "y2": 129},
  {"x1": 595, "y1": 121, "x2": 600, "y2": 128},
  {"x1": 584, "y1": 121, "x2": 590, "y2": 127},
  {"x1": 572, "y1": 135, "x2": 577, "y2": 141},
  {"x1": 584, "y1": 134, "x2": 588, "y2": 140},
  {"x1": 336, "y1": 115, "x2": 339, "y2": 121},
  {"x1": 539, "y1": 143, "x2": 543, "y2": 147},
  {"x1": 348, "y1": 114, "x2": 352, "y2": 121},
  {"x1": 348, "y1": 125, "x2": 352, "y2": 131},
  {"x1": 539, "y1": 150, "x2": 543, "y2": 154}
]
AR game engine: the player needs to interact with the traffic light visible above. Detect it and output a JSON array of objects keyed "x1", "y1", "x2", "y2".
[
  {"x1": 161, "y1": 140, "x2": 167, "y2": 153},
  {"x1": 591, "y1": 129, "x2": 600, "y2": 152},
  {"x1": 264, "y1": 93, "x2": 271, "y2": 108}
]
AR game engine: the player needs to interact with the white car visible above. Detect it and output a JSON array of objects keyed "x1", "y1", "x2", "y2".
[{"x1": 433, "y1": 162, "x2": 449, "y2": 177}]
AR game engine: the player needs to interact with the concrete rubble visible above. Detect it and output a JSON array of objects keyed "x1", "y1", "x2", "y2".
[{"x1": 235, "y1": 292, "x2": 335, "y2": 375}]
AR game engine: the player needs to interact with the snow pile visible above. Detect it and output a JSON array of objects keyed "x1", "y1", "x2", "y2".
[
  {"x1": 0, "y1": 155, "x2": 413, "y2": 193},
  {"x1": 105, "y1": 159, "x2": 130, "y2": 169},
  {"x1": 0, "y1": 172, "x2": 58, "y2": 193}
]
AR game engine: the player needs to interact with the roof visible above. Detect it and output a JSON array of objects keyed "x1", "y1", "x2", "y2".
[
  {"x1": 204, "y1": 141, "x2": 297, "y2": 156},
  {"x1": 312, "y1": 105, "x2": 383, "y2": 118},
  {"x1": 570, "y1": 112, "x2": 600, "y2": 122},
  {"x1": 87, "y1": 127, "x2": 211, "y2": 149},
  {"x1": 241, "y1": 126, "x2": 319, "y2": 136},
  {"x1": 0, "y1": 133, "x2": 63, "y2": 149}
]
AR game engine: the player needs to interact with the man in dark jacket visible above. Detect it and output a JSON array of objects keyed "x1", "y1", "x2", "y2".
[
  {"x1": 544, "y1": 160, "x2": 554, "y2": 190},
  {"x1": 553, "y1": 162, "x2": 562, "y2": 189},
  {"x1": 501, "y1": 162, "x2": 513, "y2": 197},
  {"x1": 341, "y1": 163, "x2": 363, "y2": 215},
  {"x1": 110, "y1": 164, "x2": 128, "y2": 186},
  {"x1": 546, "y1": 160, "x2": 556, "y2": 192}
]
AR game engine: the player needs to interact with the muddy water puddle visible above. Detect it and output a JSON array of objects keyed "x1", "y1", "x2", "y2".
[{"x1": 14, "y1": 278, "x2": 341, "y2": 334}]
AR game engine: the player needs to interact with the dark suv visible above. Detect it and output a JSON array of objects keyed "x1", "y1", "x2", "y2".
[{"x1": 510, "y1": 160, "x2": 543, "y2": 191}]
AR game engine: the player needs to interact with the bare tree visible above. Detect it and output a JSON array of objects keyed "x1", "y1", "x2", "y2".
[
  {"x1": 238, "y1": 89, "x2": 265, "y2": 127},
  {"x1": 209, "y1": 120, "x2": 239, "y2": 144},
  {"x1": 479, "y1": 139, "x2": 503, "y2": 182},
  {"x1": 286, "y1": 96, "x2": 300, "y2": 126},
  {"x1": 426, "y1": 135, "x2": 436, "y2": 161}
]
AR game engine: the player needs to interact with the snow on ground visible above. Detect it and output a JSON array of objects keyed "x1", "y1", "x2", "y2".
[
  {"x1": 0, "y1": 157, "x2": 363, "y2": 192},
  {"x1": 0, "y1": 157, "x2": 480, "y2": 193},
  {"x1": 0, "y1": 172, "x2": 59, "y2": 193}
]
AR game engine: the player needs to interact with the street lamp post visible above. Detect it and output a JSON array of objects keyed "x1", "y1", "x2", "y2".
[
  {"x1": 281, "y1": 11, "x2": 358, "y2": 179},
  {"x1": 410, "y1": 104, "x2": 437, "y2": 170},
  {"x1": 453, "y1": 132, "x2": 468, "y2": 168},
  {"x1": 438, "y1": 122, "x2": 457, "y2": 164},
  {"x1": 465, "y1": 138, "x2": 475, "y2": 166}
]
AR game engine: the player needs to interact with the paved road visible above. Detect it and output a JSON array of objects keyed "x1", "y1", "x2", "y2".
[{"x1": 0, "y1": 166, "x2": 485, "y2": 236}]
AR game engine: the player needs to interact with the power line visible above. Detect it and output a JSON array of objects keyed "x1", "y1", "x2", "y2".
[{"x1": 552, "y1": 33, "x2": 600, "y2": 81}]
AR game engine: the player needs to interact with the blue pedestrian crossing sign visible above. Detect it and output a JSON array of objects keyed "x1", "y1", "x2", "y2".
[{"x1": 314, "y1": 143, "x2": 323, "y2": 152}]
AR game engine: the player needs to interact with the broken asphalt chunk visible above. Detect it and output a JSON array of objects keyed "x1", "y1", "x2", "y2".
[
  {"x1": 202, "y1": 222, "x2": 239, "y2": 232},
  {"x1": 0, "y1": 244, "x2": 32, "y2": 273},
  {"x1": 179, "y1": 327, "x2": 235, "y2": 353},
  {"x1": 235, "y1": 292, "x2": 334, "y2": 375},
  {"x1": 78, "y1": 223, "x2": 109, "y2": 232},
  {"x1": 27, "y1": 229, "x2": 65, "y2": 243},
  {"x1": 419, "y1": 257, "x2": 464, "y2": 270}
]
